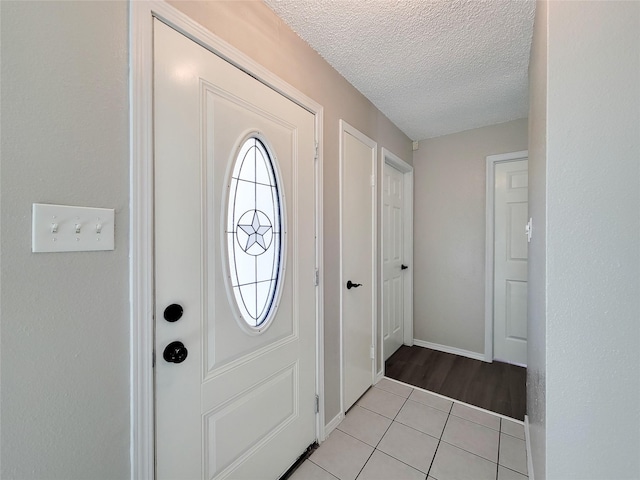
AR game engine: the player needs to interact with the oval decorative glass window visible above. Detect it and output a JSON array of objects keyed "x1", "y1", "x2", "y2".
[{"x1": 226, "y1": 136, "x2": 284, "y2": 330}]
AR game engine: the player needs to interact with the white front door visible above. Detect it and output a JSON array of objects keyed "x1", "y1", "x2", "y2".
[
  {"x1": 340, "y1": 123, "x2": 376, "y2": 411},
  {"x1": 154, "y1": 20, "x2": 317, "y2": 480},
  {"x1": 382, "y1": 163, "x2": 405, "y2": 360},
  {"x1": 493, "y1": 159, "x2": 528, "y2": 366}
]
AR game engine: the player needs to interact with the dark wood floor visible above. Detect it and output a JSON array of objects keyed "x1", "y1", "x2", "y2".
[{"x1": 385, "y1": 345, "x2": 526, "y2": 420}]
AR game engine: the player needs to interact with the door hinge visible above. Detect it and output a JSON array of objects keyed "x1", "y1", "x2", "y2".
[
  {"x1": 370, "y1": 345, "x2": 375, "y2": 359},
  {"x1": 314, "y1": 268, "x2": 319, "y2": 286},
  {"x1": 314, "y1": 142, "x2": 319, "y2": 162},
  {"x1": 315, "y1": 394, "x2": 320, "y2": 413},
  {"x1": 370, "y1": 174, "x2": 375, "y2": 187},
  {"x1": 152, "y1": 350, "x2": 156, "y2": 368}
]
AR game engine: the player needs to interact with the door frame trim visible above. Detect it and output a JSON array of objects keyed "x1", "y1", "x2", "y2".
[
  {"x1": 484, "y1": 150, "x2": 528, "y2": 362},
  {"x1": 130, "y1": 3, "x2": 325, "y2": 478},
  {"x1": 380, "y1": 149, "x2": 414, "y2": 368},
  {"x1": 338, "y1": 120, "x2": 378, "y2": 415}
]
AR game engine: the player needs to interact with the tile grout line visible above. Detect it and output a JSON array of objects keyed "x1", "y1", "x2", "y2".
[
  {"x1": 375, "y1": 392, "x2": 410, "y2": 447},
  {"x1": 424, "y1": 398, "x2": 454, "y2": 479},
  {"x1": 497, "y1": 428, "x2": 529, "y2": 478},
  {"x1": 393, "y1": 417, "x2": 446, "y2": 439},
  {"x1": 352, "y1": 437, "x2": 376, "y2": 479},
  {"x1": 306, "y1": 458, "x2": 340, "y2": 480},
  {"x1": 372, "y1": 450, "x2": 430, "y2": 478},
  {"x1": 436, "y1": 438, "x2": 504, "y2": 468},
  {"x1": 370, "y1": 390, "x2": 437, "y2": 476},
  {"x1": 448, "y1": 405, "x2": 503, "y2": 431},
  {"x1": 496, "y1": 418, "x2": 502, "y2": 480},
  {"x1": 497, "y1": 421, "x2": 530, "y2": 476},
  {"x1": 501, "y1": 430, "x2": 526, "y2": 441},
  {"x1": 500, "y1": 464, "x2": 529, "y2": 478},
  {"x1": 353, "y1": 389, "x2": 412, "y2": 480}
]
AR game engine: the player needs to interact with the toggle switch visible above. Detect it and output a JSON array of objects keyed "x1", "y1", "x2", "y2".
[{"x1": 32, "y1": 203, "x2": 115, "y2": 252}]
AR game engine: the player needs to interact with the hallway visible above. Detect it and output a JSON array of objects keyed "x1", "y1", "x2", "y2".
[{"x1": 291, "y1": 378, "x2": 528, "y2": 480}]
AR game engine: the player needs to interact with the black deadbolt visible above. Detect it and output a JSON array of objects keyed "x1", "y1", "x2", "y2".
[
  {"x1": 163, "y1": 303, "x2": 183, "y2": 322},
  {"x1": 163, "y1": 341, "x2": 188, "y2": 364},
  {"x1": 401, "y1": 264, "x2": 409, "y2": 270},
  {"x1": 347, "y1": 280, "x2": 362, "y2": 289}
]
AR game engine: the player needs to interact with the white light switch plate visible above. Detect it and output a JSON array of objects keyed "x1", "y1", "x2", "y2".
[{"x1": 32, "y1": 203, "x2": 115, "y2": 252}]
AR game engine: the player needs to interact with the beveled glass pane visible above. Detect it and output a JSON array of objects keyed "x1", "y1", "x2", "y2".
[
  {"x1": 237, "y1": 283, "x2": 257, "y2": 323},
  {"x1": 226, "y1": 136, "x2": 284, "y2": 329},
  {"x1": 256, "y1": 241, "x2": 277, "y2": 283},
  {"x1": 254, "y1": 143, "x2": 272, "y2": 186},
  {"x1": 236, "y1": 145, "x2": 257, "y2": 182},
  {"x1": 255, "y1": 281, "x2": 273, "y2": 321},
  {"x1": 233, "y1": 181, "x2": 257, "y2": 228}
]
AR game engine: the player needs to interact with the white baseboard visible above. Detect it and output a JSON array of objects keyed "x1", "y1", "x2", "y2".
[
  {"x1": 413, "y1": 339, "x2": 486, "y2": 362},
  {"x1": 323, "y1": 412, "x2": 344, "y2": 439},
  {"x1": 375, "y1": 370, "x2": 384, "y2": 384},
  {"x1": 524, "y1": 415, "x2": 534, "y2": 480}
]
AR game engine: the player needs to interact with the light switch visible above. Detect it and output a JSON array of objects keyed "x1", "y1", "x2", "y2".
[{"x1": 32, "y1": 203, "x2": 115, "y2": 252}]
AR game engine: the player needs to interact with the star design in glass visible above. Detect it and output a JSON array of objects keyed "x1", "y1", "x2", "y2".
[{"x1": 238, "y1": 210, "x2": 272, "y2": 254}]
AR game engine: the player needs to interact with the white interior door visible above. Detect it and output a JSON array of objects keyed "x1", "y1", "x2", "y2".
[
  {"x1": 341, "y1": 123, "x2": 376, "y2": 412},
  {"x1": 493, "y1": 159, "x2": 528, "y2": 366},
  {"x1": 383, "y1": 163, "x2": 405, "y2": 360},
  {"x1": 154, "y1": 20, "x2": 317, "y2": 480}
]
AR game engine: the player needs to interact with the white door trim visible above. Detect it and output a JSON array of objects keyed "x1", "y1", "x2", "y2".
[
  {"x1": 484, "y1": 150, "x2": 528, "y2": 362},
  {"x1": 338, "y1": 120, "x2": 377, "y2": 415},
  {"x1": 380, "y1": 148, "x2": 414, "y2": 370},
  {"x1": 130, "y1": 3, "x2": 325, "y2": 478}
]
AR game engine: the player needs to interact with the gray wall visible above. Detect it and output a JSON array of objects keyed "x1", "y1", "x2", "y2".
[
  {"x1": 1, "y1": 1, "x2": 130, "y2": 478},
  {"x1": 412, "y1": 119, "x2": 528, "y2": 355},
  {"x1": 526, "y1": 0, "x2": 547, "y2": 478},
  {"x1": 1, "y1": 4, "x2": 411, "y2": 478},
  {"x1": 543, "y1": 1, "x2": 640, "y2": 478},
  {"x1": 168, "y1": 1, "x2": 412, "y2": 426}
]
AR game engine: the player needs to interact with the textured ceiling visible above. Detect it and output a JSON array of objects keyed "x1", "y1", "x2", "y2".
[{"x1": 264, "y1": 0, "x2": 535, "y2": 140}]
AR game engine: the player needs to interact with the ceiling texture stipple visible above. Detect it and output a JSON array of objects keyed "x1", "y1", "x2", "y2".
[{"x1": 264, "y1": 0, "x2": 536, "y2": 141}]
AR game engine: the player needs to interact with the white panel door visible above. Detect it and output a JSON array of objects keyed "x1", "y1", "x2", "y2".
[
  {"x1": 154, "y1": 20, "x2": 317, "y2": 480},
  {"x1": 493, "y1": 159, "x2": 528, "y2": 365},
  {"x1": 341, "y1": 125, "x2": 376, "y2": 411},
  {"x1": 383, "y1": 163, "x2": 404, "y2": 360}
]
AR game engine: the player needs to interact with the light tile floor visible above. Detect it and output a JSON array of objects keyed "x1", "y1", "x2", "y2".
[{"x1": 291, "y1": 378, "x2": 528, "y2": 480}]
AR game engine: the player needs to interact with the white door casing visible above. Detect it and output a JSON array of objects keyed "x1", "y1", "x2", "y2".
[
  {"x1": 485, "y1": 151, "x2": 528, "y2": 366},
  {"x1": 340, "y1": 121, "x2": 377, "y2": 412},
  {"x1": 382, "y1": 163, "x2": 405, "y2": 360},
  {"x1": 154, "y1": 19, "x2": 317, "y2": 480}
]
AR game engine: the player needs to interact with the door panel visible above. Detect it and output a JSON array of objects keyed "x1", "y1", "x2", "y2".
[
  {"x1": 154, "y1": 20, "x2": 316, "y2": 480},
  {"x1": 493, "y1": 159, "x2": 528, "y2": 365},
  {"x1": 505, "y1": 280, "x2": 527, "y2": 340},
  {"x1": 383, "y1": 163, "x2": 405, "y2": 360},
  {"x1": 341, "y1": 127, "x2": 376, "y2": 412}
]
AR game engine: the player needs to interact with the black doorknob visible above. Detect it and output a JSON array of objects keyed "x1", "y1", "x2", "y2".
[
  {"x1": 163, "y1": 341, "x2": 188, "y2": 364},
  {"x1": 347, "y1": 280, "x2": 362, "y2": 289},
  {"x1": 401, "y1": 264, "x2": 409, "y2": 270},
  {"x1": 163, "y1": 303, "x2": 183, "y2": 322}
]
